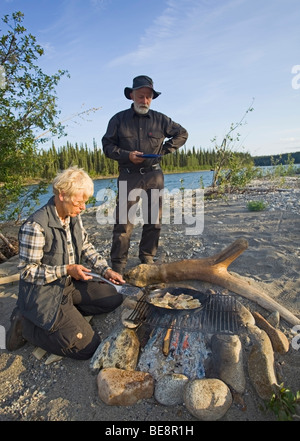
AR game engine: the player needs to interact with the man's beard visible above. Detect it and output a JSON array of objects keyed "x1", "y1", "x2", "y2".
[{"x1": 133, "y1": 102, "x2": 150, "y2": 114}]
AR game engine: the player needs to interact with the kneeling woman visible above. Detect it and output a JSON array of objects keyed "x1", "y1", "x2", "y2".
[{"x1": 6, "y1": 167, "x2": 124, "y2": 360}]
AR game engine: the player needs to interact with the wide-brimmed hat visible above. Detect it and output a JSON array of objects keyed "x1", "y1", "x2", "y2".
[{"x1": 124, "y1": 75, "x2": 161, "y2": 100}]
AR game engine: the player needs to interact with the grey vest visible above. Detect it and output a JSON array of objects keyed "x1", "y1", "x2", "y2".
[{"x1": 17, "y1": 197, "x2": 83, "y2": 330}]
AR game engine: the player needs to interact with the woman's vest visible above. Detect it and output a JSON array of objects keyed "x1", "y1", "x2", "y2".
[{"x1": 17, "y1": 197, "x2": 83, "y2": 330}]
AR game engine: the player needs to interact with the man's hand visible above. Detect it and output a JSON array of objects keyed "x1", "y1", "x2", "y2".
[
  {"x1": 129, "y1": 150, "x2": 145, "y2": 165},
  {"x1": 104, "y1": 269, "x2": 125, "y2": 285}
]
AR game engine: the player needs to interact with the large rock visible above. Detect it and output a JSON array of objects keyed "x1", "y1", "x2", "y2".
[
  {"x1": 90, "y1": 327, "x2": 140, "y2": 372},
  {"x1": 184, "y1": 378, "x2": 232, "y2": 421},
  {"x1": 235, "y1": 302, "x2": 255, "y2": 326},
  {"x1": 154, "y1": 374, "x2": 189, "y2": 406},
  {"x1": 252, "y1": 311, "x2": 289, "y2": 354},
  {"x1": 247, "y1": 324, "x2": 278, "y2": 400},
  {"x1": 211, "y1": 334, "x2": 245, "y2": 394},
  {"x1": 97, "y1": 368, "x2": 154, "y2": 406}
]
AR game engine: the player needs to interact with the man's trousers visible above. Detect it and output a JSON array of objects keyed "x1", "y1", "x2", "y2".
[{"x1": 110, "y1": 168, "x2": 164, "y2": 272}]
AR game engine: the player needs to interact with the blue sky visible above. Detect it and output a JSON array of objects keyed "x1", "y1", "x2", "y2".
[{"x1": 2, "y1": 0, "x2": 300, "y2": 157}]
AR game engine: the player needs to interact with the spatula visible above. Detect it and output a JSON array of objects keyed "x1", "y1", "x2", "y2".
[{"x1": 83, "y1": 271, "x2": 142, "y2": 296}]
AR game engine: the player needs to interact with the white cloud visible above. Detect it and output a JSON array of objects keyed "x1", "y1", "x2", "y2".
[{"x1": 280, "y1": 137, "x2": 297, "y2": 142}]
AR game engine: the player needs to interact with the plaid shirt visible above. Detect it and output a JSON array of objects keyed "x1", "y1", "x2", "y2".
[{"x1": 18, "y1": 214, "x2": 110, "y2": 285}]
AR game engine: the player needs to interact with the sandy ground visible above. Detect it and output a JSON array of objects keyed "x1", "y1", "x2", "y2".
[{"x1": 0, "y1": 177, "x2": 299, "y2": 424}]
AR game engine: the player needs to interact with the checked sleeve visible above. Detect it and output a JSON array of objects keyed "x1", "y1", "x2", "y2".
[{"x1": 18, "y1": 221, "x2": 68, "y2": 285}]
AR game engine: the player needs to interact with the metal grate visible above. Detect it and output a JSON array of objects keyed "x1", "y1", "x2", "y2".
[
  {"x1": 127, "y1": 293, "x2": 240, "y2": 335},
  {"x1": 199, "y1": 294, "x2": 240, "y2": 334}
]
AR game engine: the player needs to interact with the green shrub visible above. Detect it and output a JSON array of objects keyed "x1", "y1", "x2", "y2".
[
  {"x1": 263, "y1": 383, "x2": 300, "y2": 421},
  {"x1": 246, "y1": 200, "x2": 268, "y2": 211}
]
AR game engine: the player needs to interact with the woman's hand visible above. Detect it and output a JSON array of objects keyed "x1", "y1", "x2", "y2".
[
  {"x1": 67, "y1": 264, "x2": 92, "y2": 280},
  {"x1": 104, "y1": 269, "x2": 125, "y2": 285}
]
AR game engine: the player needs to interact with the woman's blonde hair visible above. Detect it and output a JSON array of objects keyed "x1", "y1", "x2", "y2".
[{"x1": 52, "y1": 166, "x2": 94, "y2": 199}]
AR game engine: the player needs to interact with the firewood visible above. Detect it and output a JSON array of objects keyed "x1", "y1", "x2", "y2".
[
  {"x1": 0, "y1": 233, "x2": 17, "y2": 252},
  {"x1": 0, "y1": 251, "x2": 7, "y2": 262},
  {"x1": 0, "y1": 273, "x2": 20, "y2": 284}
]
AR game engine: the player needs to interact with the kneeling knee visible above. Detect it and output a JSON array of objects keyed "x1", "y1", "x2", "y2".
[{"x1": 65, "y1": 331, "x2": 101, "y2": 360}]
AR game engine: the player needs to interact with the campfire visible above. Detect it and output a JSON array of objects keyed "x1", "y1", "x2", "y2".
[
  {"x1": 138, "y1": 291, "x2": 239, "y2": 380},
  {"x1": 90, "y1": 239, "x2": 296, "y2": 420},
  {"x1": 129, "y1": 288, "x2": 239, "y2": 379}
]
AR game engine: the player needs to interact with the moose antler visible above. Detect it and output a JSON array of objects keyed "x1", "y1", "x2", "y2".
[{"x1": 125, "y1": 239, "x2": 300, "y2": 327}]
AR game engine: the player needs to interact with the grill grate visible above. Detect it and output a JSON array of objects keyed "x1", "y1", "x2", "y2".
[{"x1": 127, "y1": 292, "x2": 240, "y2": 335}]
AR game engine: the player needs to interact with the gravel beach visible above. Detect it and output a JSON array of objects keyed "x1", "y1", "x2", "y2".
[{"x1": 0, "y1": 177, "x2": 299, "y2": 423}]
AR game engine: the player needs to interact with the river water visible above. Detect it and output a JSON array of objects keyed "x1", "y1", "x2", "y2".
[
  {"x1": 7, "y1": 165, "x2": 299, "y2": 218},
  {"x1": 34, "y1": 170, "x2": 215, "y2": 211}
]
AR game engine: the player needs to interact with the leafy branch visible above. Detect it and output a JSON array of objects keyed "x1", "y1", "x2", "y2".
[
  {"x1": 263, "y1": 383, "x2": 300, "y2": 421},
  {"x1": 211, "y1": 98, "x2": 255, "y2": 189},
  {"x1": 34, "y1": 106, "x2": 102, "y2": 141}
]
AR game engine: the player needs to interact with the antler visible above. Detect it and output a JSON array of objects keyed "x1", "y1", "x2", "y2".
[{"x1": 125, "y1": 239, "x2": 300, "y2": 327}]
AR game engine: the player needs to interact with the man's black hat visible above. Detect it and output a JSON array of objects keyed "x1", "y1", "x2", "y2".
[{"x1": 124, "y1": 75, "x2": 161, "y2": 100}]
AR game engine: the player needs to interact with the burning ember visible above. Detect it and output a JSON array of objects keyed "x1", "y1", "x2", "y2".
[
  {"x1": 137, "y1": 327, "x2": 208, "y2": 380},
  {"x1": 128, "y1": 287, "x2": 240, "y2": 380}
]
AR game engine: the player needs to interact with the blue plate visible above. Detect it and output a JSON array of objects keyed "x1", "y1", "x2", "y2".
[{"x1": 136, "y1": 154, "x2": 162, "y2": 158}]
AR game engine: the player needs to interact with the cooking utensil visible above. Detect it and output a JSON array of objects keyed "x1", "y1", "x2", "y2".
[{"x1": 83, "y1": 271, "x2": 142, "y2": 296}]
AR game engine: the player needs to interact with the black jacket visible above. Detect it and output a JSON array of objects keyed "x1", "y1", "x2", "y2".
[{"x1": 102, "y1": 105, "x2": 188, "y2": 171}]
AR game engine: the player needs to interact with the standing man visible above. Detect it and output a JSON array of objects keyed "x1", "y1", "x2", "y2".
[{"x1": 102, "y1": 75, "x2": 188, "y2": 275}]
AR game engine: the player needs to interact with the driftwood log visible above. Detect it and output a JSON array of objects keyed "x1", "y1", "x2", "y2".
[
  {"x1": 125, "y1": 238, "x2": 300, "y2": 327},
  {"x1": 0, "y1": 233, "x2": 18, "y2": 262},
  {"x1": 0, "y1": 273, "x2": 20, "y2": 284}
]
